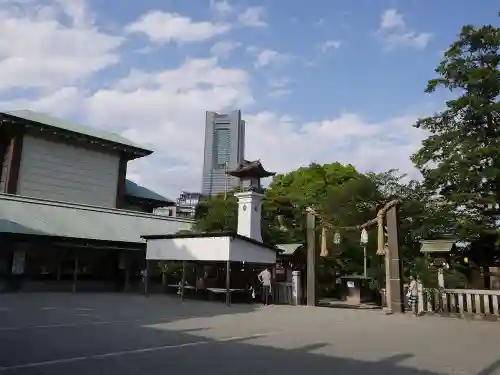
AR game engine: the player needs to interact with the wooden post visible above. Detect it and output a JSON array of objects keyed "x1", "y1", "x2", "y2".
[
  {"x1": 124, "y1": 254, "x2": 130, "y2": 293},
  {"x1": 387, "y1": 205, "x2": 404, "y2": 313},
  {"x1": 306, "y1": 209, "x2": 316, "y2": 306},
  {"x1": 72, "y1": 253, "x2": 79, "y2": 293},
  {"x1": 180, "y1": 261, "x2": 186, "y2": 301},
  {"x1": 384, "y1": 249, "x2": 392, "y2": 313},
  {"x1": 225, "y1": 260, "x2": 231, "y2": 306}
]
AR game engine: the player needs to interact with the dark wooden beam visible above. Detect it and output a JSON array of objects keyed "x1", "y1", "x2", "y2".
[
  {"x1": 5, "y1": 133, "x2": 23, "y2": 194},
  {"x1": 0, "y1": 135, "x2": 9, "y2": 186},
  {"x1": 115, "y1": 156, "x2": 127, "y2": 208}
]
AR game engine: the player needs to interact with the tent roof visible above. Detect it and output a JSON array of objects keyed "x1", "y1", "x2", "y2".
[
  {"x1": 142, "y1": 231, "x2": 278, "y2": 252},
  {"x1": 143, "y1": 232, "x2": 278, "y2": 264}
]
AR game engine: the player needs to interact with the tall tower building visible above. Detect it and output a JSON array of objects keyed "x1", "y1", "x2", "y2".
[{"x1": 201, "y1": 110, "x2": 245, "y2": 197}]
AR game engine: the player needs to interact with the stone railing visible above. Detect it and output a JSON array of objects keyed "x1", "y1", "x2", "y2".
[
  {"x1": 275, "y1": 282, "x2": 293, "y2": 304},
  {"x1": 421, "y1": 288, "x2": 500, "y2": 317},
  {"x1": 382, "y1": 287, "x2": 500, "y2": 318}
]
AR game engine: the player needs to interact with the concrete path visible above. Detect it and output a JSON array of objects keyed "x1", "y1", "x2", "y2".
[{"x1": 0, "y1": 293, "x2": 499, "y2": 374}]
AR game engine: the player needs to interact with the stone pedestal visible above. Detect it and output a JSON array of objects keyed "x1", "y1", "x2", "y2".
[
  {"x1": 341, "y1": 275, "x2": 373, "y2": 305},
  {"x1": 438, "y1": 268, "x2": 445, "y2": 288}
]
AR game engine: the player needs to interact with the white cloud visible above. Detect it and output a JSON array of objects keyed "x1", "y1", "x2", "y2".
[
  {"x1": 0, "y1": 0, "x2": 430, "y2": 199},
  {"x1": 238, "y1": 6, "x2": 266, "y2": 27},
  {"x1": 209, "y1": 0, "x2": 234, "y2": 16},
  {"x1": 377, "y1": 9, "x2": 432, "y2": 50},
  {"x1": 318, "y1": 40, "x2": 342, "y2": 53},
  {"x1": 380, "y1": 9, "x2": 405, "y2": 30},
  {"x1": 251, "y1": 48, "x2": 294, "y2": 68},
  {"x1": 125, "y1": 11, "x2": 230, "y2": 44},
  {"x1": 244, "y1": 112, "x2": 425, "y2": 181},
  {"x1": 0, "y1": 1, "x2": 123, "y2": 91},
  {"x1": 8, "y1": 65, "x2": 427, "y2": 198},
  {"x1": 269, "y1": 77, "x2": 293, "y2": 88},
  {"x1": 268, "y1": 77, "x2": 293, "y2": 99},
  {"x1": 268, "y1": 89, "x2": 291, "y2": 99},
  {"x1": 210, "y1": 40, "x2": 241, "y2": 59},
  {"x1": 53, "y1": 0, "x2": 94, "y2": 28}
]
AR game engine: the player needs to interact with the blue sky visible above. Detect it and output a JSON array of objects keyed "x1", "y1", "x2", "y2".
[{"x1": 0, "y1": 0, "x2": 498, "y2": 198}]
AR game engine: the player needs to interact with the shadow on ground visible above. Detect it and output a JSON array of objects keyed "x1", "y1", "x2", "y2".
[
  {"x1": 1, "y1": 293, "x2": 499, "y2": 375},
  {"x1": 2, "y1": 324, "x2": 500, "y2": 375}
]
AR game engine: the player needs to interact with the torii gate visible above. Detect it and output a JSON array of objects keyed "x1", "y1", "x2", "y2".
[{"x1": 305, "y1": 200, "x2": 405, "y2": 313}]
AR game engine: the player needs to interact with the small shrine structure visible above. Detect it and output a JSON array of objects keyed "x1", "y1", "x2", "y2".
[
  {"x1": 227, "y1": 159, "x2": 276, "y2": 192},
  {"x1": 142, "y1": 160, "x2": 278, "y2": 305},
  {"x1": 227, "y1": 160, "x2": 276, "y2": 242}
]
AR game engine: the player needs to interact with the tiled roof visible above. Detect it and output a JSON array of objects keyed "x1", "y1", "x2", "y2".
[
  {"x1": 2, "y1": 110, "x2": 152, "y2": 155},
  {"x1": 125, "y1": 179, "x2": 174, "y2": 204},
  {"x1": 0, "y1": 194, "x2": 192, "y2": 244},
  {"x1": 227, "y1": 160, "x2": 275, "y2": 178}
]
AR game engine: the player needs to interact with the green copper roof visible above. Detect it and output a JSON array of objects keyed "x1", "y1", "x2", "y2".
[
  {"x1": 276, "y1": 243, "x2": 302, "y2": 255},
  {"x1": 3, "y1": 110, "x2": 152, "y2": 154},
  {"x1": 0, "y1": 194, "x2": 192, "y2": 244},
  {"x1": 125, "y1": 179, "x2": 174, "y2": 204},
  {"x1": 420, "y1": 240, "x2": 455, "y2": 253}
]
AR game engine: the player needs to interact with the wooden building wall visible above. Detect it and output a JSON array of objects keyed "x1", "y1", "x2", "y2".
[{"x1": 17, "y1": 134, "x2": 120, "y2": 207}]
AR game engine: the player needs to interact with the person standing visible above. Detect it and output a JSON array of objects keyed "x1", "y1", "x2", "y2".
[
  {"x1": 258, "y1": 267, "x2": 272, "y2": 306},
  {"x1": 408, "y1": 275, "x2": 419, "y2": 316},
  {"x1": 140, "y1": 268, "x2": 148, "y2": 296}
]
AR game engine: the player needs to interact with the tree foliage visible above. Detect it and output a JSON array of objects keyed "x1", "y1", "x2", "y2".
[
  {"x1": 192, "y1": 163, "x2": 457, "y2": 282},
  {"x1": 194, "y1": 193, "x2": 237, "y2": 232},
  {"x1": 411, "y1": 20, "x2": 500, "y2": 242}
]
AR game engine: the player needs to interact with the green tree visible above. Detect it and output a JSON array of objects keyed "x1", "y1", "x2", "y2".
[
  {"x1": 264, "y1": 162, "x2": 361, "y2": 244},
  {"x1": 411, "y1": 18, "x2": 500, "y2": 267},
  {"x1": 194, "y1": 193, "x2": 238, "y2": 232}
]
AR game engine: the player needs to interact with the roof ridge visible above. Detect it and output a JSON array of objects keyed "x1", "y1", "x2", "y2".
[
  {"x1": 2, "y1": 110, "x2": 152, "y2": 156},
  {"x1": 0, "y1": 193, "x2": 192, "y2": 223}
]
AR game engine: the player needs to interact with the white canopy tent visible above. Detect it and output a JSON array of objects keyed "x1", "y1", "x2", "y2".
[{"x1": 142, "y1": 232, "x2": 278, "y2": 305}]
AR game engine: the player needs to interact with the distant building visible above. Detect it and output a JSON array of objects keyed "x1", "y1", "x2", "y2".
[
  {"x1": 174, "y1": 191, "x2": 202, "y2": 218},
  {"x1": 201, "y1": 110, "x2": 245, "y2": 197}
]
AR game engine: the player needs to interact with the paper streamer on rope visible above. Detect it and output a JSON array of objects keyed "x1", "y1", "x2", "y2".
[{"x1": 320, "y1": 226, "x2": 329, "y2": 257}]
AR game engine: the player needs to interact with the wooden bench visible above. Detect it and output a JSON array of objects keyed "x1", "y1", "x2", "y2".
[{"x1": 206, "y1": 287, "x2": 246, "y2": 301}]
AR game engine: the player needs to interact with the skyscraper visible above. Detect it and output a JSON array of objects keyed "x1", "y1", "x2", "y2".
[{"x1": 201, "y1": 110, "x2": 245, "y2": 197}]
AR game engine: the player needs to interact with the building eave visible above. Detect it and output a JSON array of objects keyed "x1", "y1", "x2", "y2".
[
  {"x1": 0, "y1": 112, "x2": 153, "y2": 160},
  {"x1": 141, "y1": 231, "x2": 279, "y2": 252}
]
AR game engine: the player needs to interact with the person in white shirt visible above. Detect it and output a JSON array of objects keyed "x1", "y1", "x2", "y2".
[
  {"x1": 407, "y1": 275, "x2": 420, "y2": 316},
  {"x1": 258, "y1": 268, "x2": 272, "y2": 305}
]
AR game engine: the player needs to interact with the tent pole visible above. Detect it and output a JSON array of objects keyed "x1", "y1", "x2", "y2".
[
  {"x1": 72, "y1": 252, "x2": 78, "y2": 293},
  {"x1": 144, "y1": 259, "x2": 149, "y2": 296},
  {"x1": 225, "y1": 260, "x2": 231, "y2": 306},
  {"x1": 181, "y1": 261, "x2": 186, "y2": 301},
  {"x1": 124, "y1": 253, "x2": 130, "y2": 293}
]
